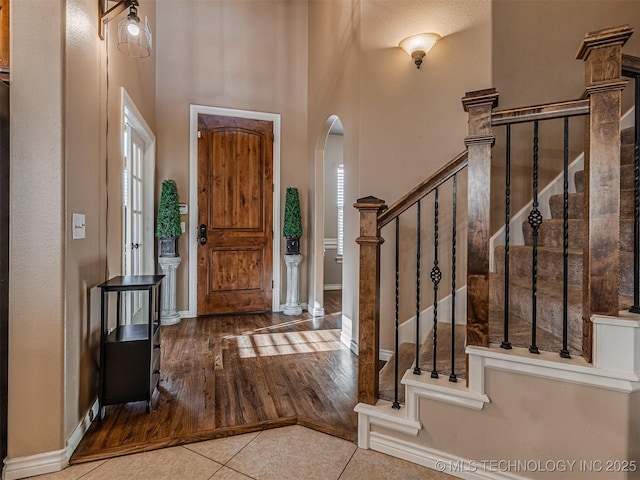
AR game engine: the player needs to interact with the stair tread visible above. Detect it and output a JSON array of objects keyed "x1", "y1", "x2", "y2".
[{"x1": 489, "y1": 306, "x2": 581, "y2": 356}]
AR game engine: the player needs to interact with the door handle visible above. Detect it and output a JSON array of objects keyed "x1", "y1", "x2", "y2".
[{"x1": 199, "y1": 224, "x2": 207, "y2": 246}]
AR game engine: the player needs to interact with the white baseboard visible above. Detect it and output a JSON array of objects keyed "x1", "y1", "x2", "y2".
[
  {"x1": 379, "y1": 349, "x2": 394, "y2": 362},
  {"x1": 3, "y1": 449, "x2": 68, "y2": 480},
  {"x1": 323, "y1": 284, "x2": 342, "y2": 291},
  {"x1": 66, "y1": 398, "x2": 99, "y2": 460},
  {"x1": 3, "y1": 398, "x2": 100, "y2": 480},
  {"x1": 369, "y1": 431, "x2": 530, "y2": 480},
  {"x1": 179, "y1": 310, "x2": 193, "y2": 319}
]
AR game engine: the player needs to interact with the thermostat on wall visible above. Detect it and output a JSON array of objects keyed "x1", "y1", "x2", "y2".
[{"x1": 179, "y1": 204, "x2": 188, "y2": 215}]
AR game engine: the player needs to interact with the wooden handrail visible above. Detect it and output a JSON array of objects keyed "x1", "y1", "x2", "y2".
[
  {"x1": 491, "y1": 98, "x2": 590, "y2": 126},
  {"x1": 622, "y1": 54, "x2": 640, "y2": 78},
  {"x1": 378, "y1": 150, "x2": 468, "y2": 229}
]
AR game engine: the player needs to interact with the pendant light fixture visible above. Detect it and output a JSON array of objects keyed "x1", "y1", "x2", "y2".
[{"x1": 99, "y1": 0, "x2": 152, "y2": 58}]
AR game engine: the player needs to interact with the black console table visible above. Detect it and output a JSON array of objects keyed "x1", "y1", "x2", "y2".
[{"x1": 97, "y1": 275, "x2": 164, "y2": 418}]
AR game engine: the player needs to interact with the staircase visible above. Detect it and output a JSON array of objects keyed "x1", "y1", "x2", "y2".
[
  {"x1": 489, "y1": 126, "x2": 636, "y2": 356},
  {"x1": 355, "y1": 25, "x2": 640, "y2": 479}
]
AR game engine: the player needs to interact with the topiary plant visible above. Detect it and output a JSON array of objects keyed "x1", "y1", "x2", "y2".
[
  {"x1": 156, "y1": 179, "x2": 182, "y2": 238},
  {"x1": 156, "y1": 179, "x2": 182, "y2": 257},
  {"x1": 283, "y1": 187, "x2": 302, "y2": 254}
]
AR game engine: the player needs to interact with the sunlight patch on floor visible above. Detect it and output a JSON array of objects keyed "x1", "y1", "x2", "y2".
[{"x1": 234, "y1": 329, "x2": 346, "y2": 358}]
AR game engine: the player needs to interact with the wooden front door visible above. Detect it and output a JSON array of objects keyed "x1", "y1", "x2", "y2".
[{"x1": 197, "y1": 114, "x2": 273, "y2": 314}]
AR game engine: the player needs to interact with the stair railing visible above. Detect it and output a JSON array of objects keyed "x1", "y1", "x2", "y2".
[
  {"x1": 622, "y1": 54, "x2": 640, "y2": 314},
  {"x1": 355, "y1": 152, "x2": 467, "y2": 406},
  {"x1": 355, "y1": 25, "x2": 634, "y2": 408},
  {"x1": 471, "y1": 93, "x2": 591, "y2": 358},
  {"x1": 464, "y1": 26, "x2": 632, "y2": 363}
]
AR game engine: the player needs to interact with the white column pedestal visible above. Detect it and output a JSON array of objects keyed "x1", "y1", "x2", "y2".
[
  {"x1": 158, "y1": 255, "x2": 182, "y2": 325},
  {"x1": 283, "y1": 254, "x2": 303, "y2": 316}
]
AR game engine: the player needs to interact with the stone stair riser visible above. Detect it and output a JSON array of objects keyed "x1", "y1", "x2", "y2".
[{"x1": 521, "y1": 218, "x2": 635, "y2": 251}]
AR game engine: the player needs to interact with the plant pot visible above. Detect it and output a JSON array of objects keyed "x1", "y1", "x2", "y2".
[
  {"x1": 159, "y1": 237, "x2": 179, "y2": 257},
  {"x1": 286, "y1": 237, "x2": 300, "y2": 255}
]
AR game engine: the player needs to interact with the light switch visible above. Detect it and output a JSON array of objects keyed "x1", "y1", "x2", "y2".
[{"x1": 73, "y1": 213, "x2": 86, "y2": 239}]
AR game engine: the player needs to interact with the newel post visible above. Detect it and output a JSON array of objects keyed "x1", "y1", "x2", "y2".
[
  {"x1": 462, "y1": 89, "x2": 499, "y2": 348},
  {"x1": 355, "y1": 196, "x2": 387, "y2": 405},
  {"x1": 577, "y1": 25, "x2": 634, "y2": 362}
]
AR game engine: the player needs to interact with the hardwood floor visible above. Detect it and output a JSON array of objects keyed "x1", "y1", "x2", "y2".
[{"x1": 71, "y1": 292, "x2": 356, "y2": 464}]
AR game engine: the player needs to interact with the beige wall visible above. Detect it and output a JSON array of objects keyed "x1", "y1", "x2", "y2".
[
  {"x1": 9, "y1": 0, "x2": 66, "y2": 458},
  {"x1": 9, "y1": 0, "x2": 640, "y2": 466},
  {"x1": 307, "y1": 0, "x2": 361, "y2": 335},
  {"x1": 155, "y1": 0, "x2": 309, "y2": 313},
  {"x1": 374, "y1": 369, "x2": 640, "y2": 479},
  {"x1": 64, "y1": 0, "x2": 157, "y2": 441},
  {"x1": 358, "y1": 1, "x2": 491, "y2": 349},
  {"x1": 9, "y1": 0, "x2": 156, "y2": 460}
]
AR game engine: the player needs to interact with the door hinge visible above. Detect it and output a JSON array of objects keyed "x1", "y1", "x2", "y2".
[
  {"x1": 197, "y1": 130, "x2": 202, "y2": 139},
  {"x1": 272, "y1": 280, "x2": 274, "y2": 288}
]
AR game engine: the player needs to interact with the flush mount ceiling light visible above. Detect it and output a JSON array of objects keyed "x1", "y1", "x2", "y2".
[
  {"x1": 399, "y1": 33, "x2": 441, "y2": 69},
  {"x1": 99, "y1": 0, "x2": 152, "y2": 58}
]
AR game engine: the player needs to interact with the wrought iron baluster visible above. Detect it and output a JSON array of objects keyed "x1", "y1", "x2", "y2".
[
  {"x1": 414, "y1": 200, "x2": 422, "y2": 375},
  {"x1": 528, "y1": 120, "x2": 541, "y2": 354},
  {"x1": 502, "y1": 124, "x2": 512, "y2": 350},
  {"x1": 631, "y1": 76, "x2": 640, "y2": 314},
  {"x1": 431, "y1": 188, "x2": 441, "y2": 378},
  {"x1": 393, "y1": 217, "x2": 401, "y2": 409},
  {"x1": 449, "y1": 175, "x2": 458, "y2": 383},
  {"x1": 561, "y1": 117, "x2": 571, "y2": 359}
]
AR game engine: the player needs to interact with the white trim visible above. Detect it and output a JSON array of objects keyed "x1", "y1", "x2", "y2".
[
  {"x1": 121, "y1": 88, "x2": 155, "y2": 277},
  {"x1": 323, "y1": 238, "x2": 338, "y2": 250},
  {"x1": 355, "y1": 401, "x2": 422, "y2": 446},
  {"x1": 592, "y1": 313, "x2": 640, "y2": 374},
  {"x1": 3, "y1": 450, "x2": 68, "y2": 480},
  {"x1": 467, "y1": 345, "x2": 640, "y2": 393},
  {"x1": 379, "y1": 349, "x2": 393, "y2": 362},
  {"x1": 179, "y1": 310, "x2": 191, "y2": 319},
  {"x1": 3, "y1": 398, "x2": 99, "y2": 479},
  {"x1": 66, "y1": 398, "x2": 100, "y2": 461},
  {"x1": 340, "y1": 314, "x2": 357, "y2": 353},
  {"x1": 189, "y1": 105, "x2": 281, "y2": 316},
  {"x1": 310, "y1": 115, "x2": 344, "y2": 322},
  {"x1": 402, "y1": 370, "x2": 490, "y2": 412},
  {"x1": 368, "y1": 432, "x2": 530, "y2": 480},
  {"x1": 323, "y1": 284, "x2": 342, "y2": 291}
]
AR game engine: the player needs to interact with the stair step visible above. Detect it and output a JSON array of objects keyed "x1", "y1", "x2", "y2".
[
  {"x1": 575, "y1": 164, "x2": 636, "y2": 194},
  {"x1": 379, "y1": 324, "x2": 468, "y2": 403},
  {"x1": 521, "y1": 218, "x2": 583, "y2": 249},
  {"x1": 418, "y1": 323, "x2": 466, "y2": 380},
  {"x1": 489, "y1": 305, "x2": 581, "y2": 356},
  {"x1": 521, "y1": 217, "x2": 635, "y2": 251},
  {"x1": 495, "y1": 245, "x2": 583, "y2": 288},
  {"x1": 621, "y1": 126, "x2": 636, "y2": 146},
  {"x1": 489, "y1": 273, "x2": 583, "y2": 352},
  {"x1": 378, "y1": 342, "x2": 415, "y2": 404},
  {"x1": 494, "y1": 246, "x2": 634, "y2": 295},
  {"x1": 549, "y1": 190, "x2": 635, "y2": 219},
  {"x1": 621, "y1": 144, "x2": 636, "y2": 166}
]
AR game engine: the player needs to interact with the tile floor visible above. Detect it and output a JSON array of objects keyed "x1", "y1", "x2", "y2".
[{"x1": 29, "y1": 426, "x2": 454, "y2": 480}]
